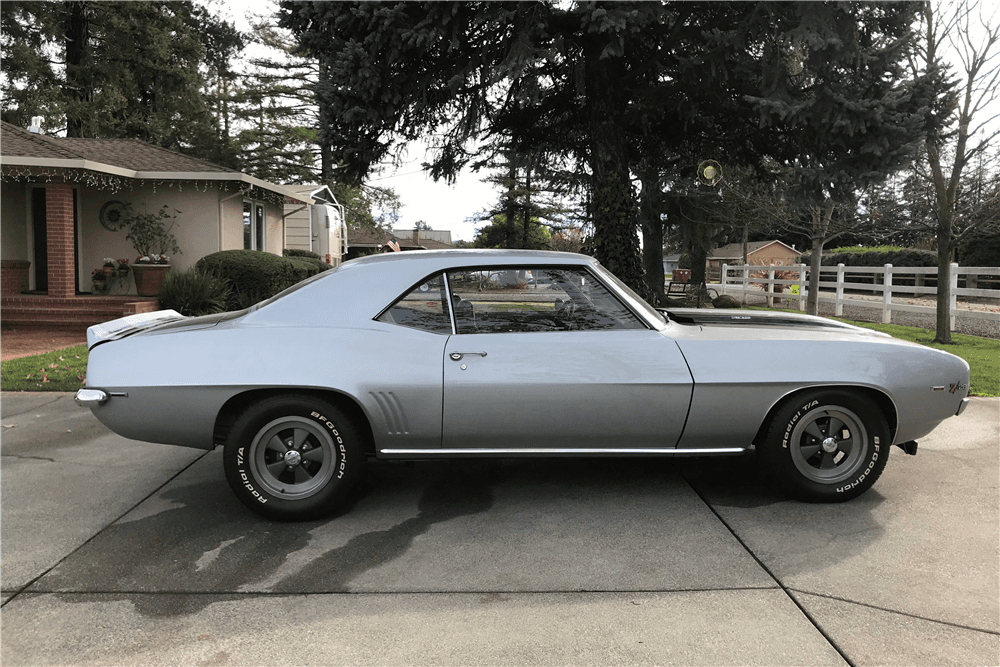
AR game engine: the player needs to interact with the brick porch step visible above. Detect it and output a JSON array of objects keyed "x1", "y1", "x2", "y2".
[{"x1": 1, "y1": 295, "x2": 161, "y2": 331}]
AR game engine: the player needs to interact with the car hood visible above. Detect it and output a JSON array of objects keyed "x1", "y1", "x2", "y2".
[{"x1": 664, "y1": 308, "x2": 892, "y2": 338}]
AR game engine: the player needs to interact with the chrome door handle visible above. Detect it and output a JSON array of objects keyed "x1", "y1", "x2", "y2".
[{"x1": 450, "y1": 351, "x2": 487, "y2": 361}]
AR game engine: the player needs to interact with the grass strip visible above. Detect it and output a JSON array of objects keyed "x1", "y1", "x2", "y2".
[{"x1": 1, "y1": 345, "x2": 89, "y2": 392}]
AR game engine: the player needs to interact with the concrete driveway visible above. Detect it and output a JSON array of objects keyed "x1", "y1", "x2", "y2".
[{"x1": 2, "y1": 392, "x2": 997, "y2": 666}]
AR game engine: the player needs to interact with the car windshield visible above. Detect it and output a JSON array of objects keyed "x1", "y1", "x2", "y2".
[{"x1": 591, "y1": 264, "x2": 666, "y2": 327}]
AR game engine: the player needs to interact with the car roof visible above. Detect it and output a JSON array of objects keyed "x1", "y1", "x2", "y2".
[
  {"x1": 244, "y1": 249, "x2": 601, "y2": 328},
  {"x1": 348, "y1": 248, "x2": 596, "y2": 269}
]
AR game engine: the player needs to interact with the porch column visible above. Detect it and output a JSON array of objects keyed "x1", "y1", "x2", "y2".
[{"x1": 45, "y1": 184, "x2": 76, "y2": 298}]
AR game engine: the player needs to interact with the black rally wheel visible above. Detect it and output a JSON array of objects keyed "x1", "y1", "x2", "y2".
[
  {"x1": 760, "y1": 389, "x2": 891, "y2": 502},
  {"x1": 223, "y1": 394, "x2": 363, "y2": 521}
]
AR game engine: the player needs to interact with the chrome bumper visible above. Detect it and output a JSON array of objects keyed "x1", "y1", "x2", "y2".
[
  {"x1": 75, "y1": 388, "x2": 109, "y2": 408},
  {"x1": 957, "y1": 398, "x2": 970, "y2": 416}
]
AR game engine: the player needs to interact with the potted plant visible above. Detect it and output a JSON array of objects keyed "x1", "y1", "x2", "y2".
[
  {"x1": 91, "y1": 268, "x2": 107, "y2": 293},
  {"x1": 116, "y1": 258, "x2": 130, "y2": 278},
  {"x1": 102, "y1": 258, "x2": 116, "y2": 277},
  {"x1": 118, "y1": 203, "x2": 181, "y2": 296}
]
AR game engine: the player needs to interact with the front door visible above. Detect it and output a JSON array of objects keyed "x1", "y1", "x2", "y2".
[{"x1": 441, "y1": 266, "x2": 692, "y2": 450}]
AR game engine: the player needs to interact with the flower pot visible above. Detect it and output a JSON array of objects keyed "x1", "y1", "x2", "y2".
[
  {"x1": 118, "y1": 268, "x2": 129, "y2": 278},
  {"x1": 132, "y1": 264, "x2": 170, "y2": 297},
  {"x1": 103, "y1": 266, "x2": 114, "y2": 276}
]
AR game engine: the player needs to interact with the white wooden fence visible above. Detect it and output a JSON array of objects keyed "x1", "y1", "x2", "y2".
[{"x1": 718, "y1": 263, "x2": 1000, "y2": 330}]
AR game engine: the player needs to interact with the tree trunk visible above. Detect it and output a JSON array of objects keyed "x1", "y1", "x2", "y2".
[
  {"x1": 505, "y1": 157, "x2": 517, "y2": 249},
  {"x1": 806, "y1": 202, "x2": 834, "y2": 316},
  {"x1": 522, "y1": 162, "x2": 532, "y2": 248},
  {"x1": 639, "y1": 167, "x2": 665, "y2": 303},
  {"x1": 934, "y1": 226, "x2": 953, "y2": 344},
  {"x1": 583, "y1": 35, "x2": 645, "y2": 294},
  {"x1": 64, "y1": 1, "x2": 91, "y2": 137}
]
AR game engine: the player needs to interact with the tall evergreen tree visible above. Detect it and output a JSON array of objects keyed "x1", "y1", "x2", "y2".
[
  {"x1": 1, "y1": 1, "x2": 242, "y2": 163},
  {"x1": 745, "y1": 2, "x2": 932, "y2": 315}
]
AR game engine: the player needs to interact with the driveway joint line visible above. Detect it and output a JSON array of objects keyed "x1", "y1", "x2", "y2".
[
  {"x1": 683, "y1": 474, "x2": 857, "y2": 667},
  {"x1": 788, "y1": 588, "x2": 1000, "y2": 636},
  {"x1": 1, "y1": 448, "x2": 214, "y2": 607},
  {"x1": 14, "y1": 586, "x2": 785, "y2": 597}
]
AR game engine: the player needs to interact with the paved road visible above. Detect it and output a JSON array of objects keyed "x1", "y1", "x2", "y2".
[{"x1": 2, "y1": 392, "x2": 997, "y2": 666}]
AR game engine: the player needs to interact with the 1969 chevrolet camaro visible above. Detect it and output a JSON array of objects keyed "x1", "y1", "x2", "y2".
[{"x1": 76, "y1": 250, "x2": 970, "y2": 520}]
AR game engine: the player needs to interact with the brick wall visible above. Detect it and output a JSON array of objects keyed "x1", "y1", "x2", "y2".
[
  {"x1": 1, "y1": 260, "x2": 31, "y2": 295},
  {"x1": 45, "y1": 184, "x2": 76, "y2": 298}
]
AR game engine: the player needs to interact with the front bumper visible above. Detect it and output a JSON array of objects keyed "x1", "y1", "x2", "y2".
[{"x1": 957, "y1": 398, "x2": 970, "y2": 416}]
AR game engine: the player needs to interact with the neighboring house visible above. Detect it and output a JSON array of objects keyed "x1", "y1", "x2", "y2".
[
  {"x1": 0, "y1": 120, "x2": 311, "y2": 327},
  {"x1": 707, "y1": 240, "x2": 799, "y2": 279},
  {"x1": 283, "y1": 184, "x2": 348, "y2": 266},
  {"x1": 663, "y1": 253, "x2": 681, "y2": 277},
  {"x1": 345, "y1": 227, "x2": 454, "y2": 261}
]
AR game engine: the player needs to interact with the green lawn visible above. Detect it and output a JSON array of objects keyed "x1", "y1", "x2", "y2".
[{"x1": 1, "y1": 345, "x2": 89, "y2": 392}]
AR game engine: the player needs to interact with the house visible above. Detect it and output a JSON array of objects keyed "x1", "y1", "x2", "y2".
[
  {"x1": 663, "y1": 253, "x2": 681, "y2": 277},
  {"x1": 707, "y1": 240, "x2": 799, "y2": 280},
  {"x1": 283, "y1": 184, "x2": 347, "y2": 266},
  {"x1": 345, "y1": 227, "x2": 454, "y2": 261},
  {"x1": 0, "y1": 120, "x2": 311, "y2": 328}
]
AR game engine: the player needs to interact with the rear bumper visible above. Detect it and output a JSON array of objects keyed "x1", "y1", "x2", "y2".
[
  {"x1": 957, "y1": 398, "x2": 970, "y2": 416},
  {"x1": 75, "y1": 388, "x2": 108, "y2": 408}
]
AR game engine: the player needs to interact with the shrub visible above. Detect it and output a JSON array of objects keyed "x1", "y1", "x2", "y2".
[
  {"x1": 195, "y1": 250, "x2": 332, "y2": 311},
  {"x1": 156, "y1": 268, "x2": 230, "y2": 317},
  {"x1": 283, "y1": 248, "x2": 324, "y2": 260}
]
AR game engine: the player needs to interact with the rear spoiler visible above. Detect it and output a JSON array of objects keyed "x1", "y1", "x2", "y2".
[{"x1": 86, "y1": 310, "x2": 186, "y2": 348}]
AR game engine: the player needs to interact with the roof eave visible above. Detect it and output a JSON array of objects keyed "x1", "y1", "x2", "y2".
[{"x1": 0, "y1": 156, "x2": 309, "y2": 203}]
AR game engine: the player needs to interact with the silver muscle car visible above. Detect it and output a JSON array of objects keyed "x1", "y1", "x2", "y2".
[{"x1": 76, "y1": 250, "x2": 970, "y2": 520}]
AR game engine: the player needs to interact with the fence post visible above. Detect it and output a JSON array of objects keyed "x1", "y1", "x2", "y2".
[
  {"x1": 767, "y1": 268, "x2": 775, "y2": 307},
  {"x1": 950, "y1": 262, "x2": 958, "y2": 331},
  {"x1": 798, "y1": 263, "x2": 807, "y2": 311},
  {"x1": 742, "y1": 265, "x2": 749, "y2": 304},
  {"x1": 836, "y1": 263, "x2": 845, "y2": 317},
  {"x1": 721, "y1": 264, "x2": 728, "y2": 291},
  {"x1": 882, "y1": 264, "x2": 893, "y2": 324}
]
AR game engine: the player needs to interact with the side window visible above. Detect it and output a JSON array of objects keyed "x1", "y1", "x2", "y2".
[
  {"x1": 445, "y1": 267, "x2": 644, "y2": 334},
  {"x1": 377, "y1": 273, "x2": 452, "y2": 334}
]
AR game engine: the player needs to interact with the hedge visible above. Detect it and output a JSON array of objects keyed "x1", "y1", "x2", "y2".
[
  {"x1": 196, "y1": 250, "x2": 332, "y2": 311},
  {"x1": 794, "y1": 249, "x2": 940, "y2": 287}
]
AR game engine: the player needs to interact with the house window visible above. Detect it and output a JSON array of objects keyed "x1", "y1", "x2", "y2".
[{"x1": 243, "y1": 201, "x2": 266, "y2": 251}]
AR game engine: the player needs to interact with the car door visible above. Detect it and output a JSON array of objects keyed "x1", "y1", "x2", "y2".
[{"x1": 441, "y1": 266, "x2": 693, "y2": 451}]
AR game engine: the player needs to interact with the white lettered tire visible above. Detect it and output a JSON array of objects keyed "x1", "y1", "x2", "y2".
[
  {"x1": 224, "y1": 395, "x2": 363, "y2": 520},
  {"x1": 760, "y1": 389, "x2": 891, "y2": 502}
]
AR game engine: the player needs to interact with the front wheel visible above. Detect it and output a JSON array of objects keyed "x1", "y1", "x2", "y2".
[
  {"x1": 759, "y1": 390, "x2": 890, "y2": 502},
  {"x1": 223, "y1": 395, "x2": 364, "y2": 521}
]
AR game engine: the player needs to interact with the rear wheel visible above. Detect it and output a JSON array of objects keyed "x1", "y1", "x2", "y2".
[
  {"x1": 760, "y1": 390, "x2": 890, "y2": 502},
  {"x1": 223, "y1": 394, "x2": 363, "y2": 521}
]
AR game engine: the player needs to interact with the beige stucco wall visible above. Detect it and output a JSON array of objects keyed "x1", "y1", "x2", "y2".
[
  {"x1": 76, "y1": 184, "x2": 284, "y2": 291},
  {"x1": 78, "y1": 185, "x2": 224, "y2": 284},
  {"x1": 1, "y1": 182, "x2": 28, "y2": 261}
]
